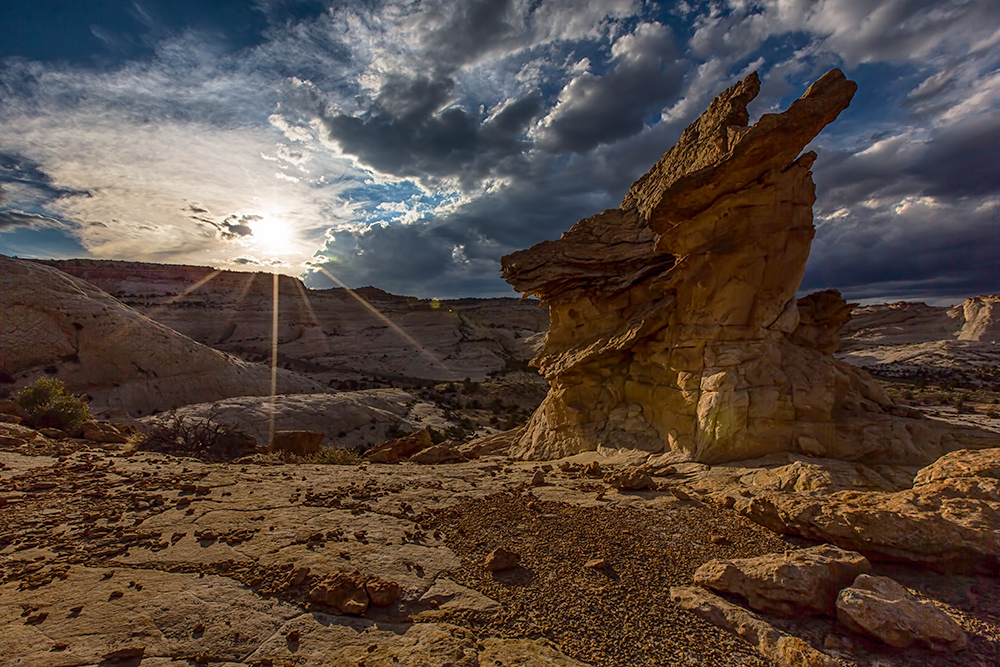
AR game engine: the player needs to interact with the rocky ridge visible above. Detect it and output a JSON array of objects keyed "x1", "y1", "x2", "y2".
[{"x1": 37, "y1": 258, "x2": 548, "y2": 388}]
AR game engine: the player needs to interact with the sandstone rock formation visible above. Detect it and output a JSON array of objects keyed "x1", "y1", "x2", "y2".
[
  {"x1": 958, "y1": 296, "x2": 1000, "y2": 343},
  {"x1": 137, "y1": 389, "x2": 481, "y2": 452},
  {"x1": 745, "y1": 447, "x2": 1000, "y2": 574},
  {"x1": 0, "y1": 255, "x2": 324, "y2": 416},
  {"x1": 838, "y1": 296, "x2": 1000, "y2": 385},
  {"x1": 836, "y1": 574, "x2": 967, "y2": 651},
  {"x1": 500, "y1": 69, "x2": 981, "y2": 464}
]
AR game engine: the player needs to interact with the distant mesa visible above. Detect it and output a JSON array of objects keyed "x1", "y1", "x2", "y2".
[
  {"x1": 500, "y1": 69, "x2": 998, "y2": 464},
  {"x1": 0, "y1": 254, "x2": 325, "y2": 417}
]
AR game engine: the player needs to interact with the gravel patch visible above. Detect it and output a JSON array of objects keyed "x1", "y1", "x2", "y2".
[{"x1": 430, "y1": 489, "x2": 795, "y2": 666}]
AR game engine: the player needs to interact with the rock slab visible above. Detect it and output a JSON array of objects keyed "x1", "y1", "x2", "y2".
[
  {"x1": 694, "y1": 544, "x2": 871, "y2": 617},
  {"x1": 835, "y1": 574, "x2": 967, "y2": 651},
  {"x1": 670, "y1": 586, "x2": 841, "y2": 667}
]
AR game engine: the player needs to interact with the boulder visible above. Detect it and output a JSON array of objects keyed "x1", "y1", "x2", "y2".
[
  {"x1": 835, "y1": 574, "x2": 967, "y2": 651},
  {"x1": 365, "y1": 577, "x2": 402, "y2": 607},
  {"x1": 82, "y1": 420, "x2": 128, "y2": 444},
  {"x1": 605, "y1": 467, "x2": 653, "y2": 491},
  {"x1": 269, "y1": 430, "x2": 324, "y2": 456},
  {"x1": 750, "y1": 448, "x2": 1000, "y2": 574},
  {"x1": 457, "y1": 426, "x2": 524, "y2": 458},
  {"x1": 410, "y1": 444, "x2": 465, "y2": 464},
  {"x1": 365, "y1": 429, "x2": 433, "y2": 463},
  {"x1": 693, "y1": 545, "x2": 871, "y2": 617}
]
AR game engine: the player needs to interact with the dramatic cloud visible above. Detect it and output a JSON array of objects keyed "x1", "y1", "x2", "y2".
[
  {"x1": 535, "y1": 23, "x2": 685, "y2": 153},
  {"x1": 1, "y1": 0, "x2": 998, "y2": 301}
]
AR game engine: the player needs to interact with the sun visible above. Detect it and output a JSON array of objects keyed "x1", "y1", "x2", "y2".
[{"x1": 249, "y1": 215, "x2": 294, "y2": 253}]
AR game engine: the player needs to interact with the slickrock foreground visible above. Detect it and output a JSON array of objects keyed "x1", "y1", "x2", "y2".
[
  {"x1": 500, "y1": 69, "x2": 988, "y2": 465},
  {"x1": 3, "y1": 425, "x2": 999, "y2": 667}
]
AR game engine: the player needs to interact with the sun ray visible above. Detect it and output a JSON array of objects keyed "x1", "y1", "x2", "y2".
[
  {"x1": 293, "y1": 277, "x2": 329, "y2": 355},
  {"x1": 313, "y1": 266, "x2": 449, "y2": 374},
  {"x1": 105, "y1": 269, "x2": 224, "y2": 346},
  {"x1": 215, "y1": 271, "x2": 258, "y2": 343},
  {"x1": 267, "y1": 272, "x2": 280, "y2": 447}
]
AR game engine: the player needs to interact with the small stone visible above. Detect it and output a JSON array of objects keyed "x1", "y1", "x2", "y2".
[
  {"x1": 530, "y1": 470, "x2": 545, "y2": 487},
  {"x1": 365, "y1": 577, "x2": 402, "y2": 606},
  {"x1": 108, "y1": 590, "x2": 124, "y2": 600},
  {"x1": 584, "y1": 559, "x2": 610, "y2": 571},
  {"x1": 484, "y1": 548, "x2": 520, "y2": 573}
]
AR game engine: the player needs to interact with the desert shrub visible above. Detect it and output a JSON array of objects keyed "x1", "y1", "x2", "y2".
[
  {"x1": 137, "y1": 409, "x2": 257, "y2": 461},
  {"x1": 303, "y1": 447, "x2": 362, "y2": 465},
  {"x1": 16, "y1": 377, "x2": 92, "y2": 432},
  {"x1": 262, "y1": 446, "x2": 362, "y2": 465}
]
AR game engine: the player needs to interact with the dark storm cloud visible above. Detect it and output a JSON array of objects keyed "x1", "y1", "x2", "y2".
[
  {"x1": 534, "y1": 23, "x2": 685, "y2": 153},
  {"x1": 414, "y1": 0, "x2": 521, "y2": 66},
  {"x1": 906, "y1": 114, "x2": 1000, "y2": 198},
  {"x1": 815, "y1": 113, "x2": 1000, "y2": 207},
  {"x1": 308, "y1": 143, "x2": 646, "y2": 296},
  {"x1": 803, "y1": 110, "x2": 1000, "y2": 300},
  {"x1": 321, "y1": 75, "x2": 543, "y2": 187},
  {"x1": 802, "y1": 198, "x2": 1000, "y2": 300}
]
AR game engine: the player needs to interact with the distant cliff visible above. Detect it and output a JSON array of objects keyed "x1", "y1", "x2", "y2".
[{"x1": 34, "y1": 258, "x2": 305, "y2": 297}]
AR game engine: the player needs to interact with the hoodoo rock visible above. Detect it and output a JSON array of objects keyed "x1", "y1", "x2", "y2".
[{"x1": 500, "y1": 69, "x2": 970, "y2": 464}]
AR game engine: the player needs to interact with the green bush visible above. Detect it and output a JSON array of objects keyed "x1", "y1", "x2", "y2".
[{"x1": 16, "y1": 377, "x2": 92, "y2": 432}]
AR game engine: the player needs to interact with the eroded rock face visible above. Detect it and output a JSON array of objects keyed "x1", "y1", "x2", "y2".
[{"x1": 500, "y1": 70, "x2": 961, "y2": 464}]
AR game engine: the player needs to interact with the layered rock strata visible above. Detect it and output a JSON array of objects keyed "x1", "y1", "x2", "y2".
[{"x1": 501, "y1": 69, "x2": 962, "y2": 464}]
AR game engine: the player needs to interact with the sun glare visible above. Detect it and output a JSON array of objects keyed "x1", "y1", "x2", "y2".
[{"x1": 250, "y1": 215, "x2": 294, "y2": 253}]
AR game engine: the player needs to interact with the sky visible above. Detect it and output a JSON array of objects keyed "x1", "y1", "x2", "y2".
[{"x1": 0, "y1": 1, "x2": 998, "y2": 303}]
